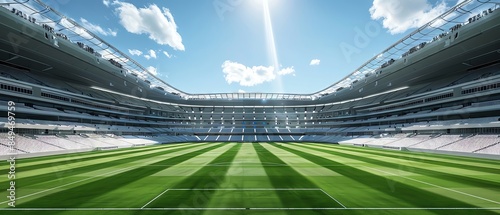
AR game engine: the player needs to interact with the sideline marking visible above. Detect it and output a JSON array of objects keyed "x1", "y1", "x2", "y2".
[{"x1": 0, "y1": 207, "x2": 499, "y2": 211}]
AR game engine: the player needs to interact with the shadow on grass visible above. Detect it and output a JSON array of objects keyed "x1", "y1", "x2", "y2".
[{"x1": 273, "y1": 143, "x2": 498, "y2": 215}]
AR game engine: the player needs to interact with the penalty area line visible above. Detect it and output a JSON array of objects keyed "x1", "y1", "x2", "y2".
[
  {"x1": 168, "y1": 188, "x2": 321, "y2": 191},
  {"x1": 141, "y1": 188, "x2": 170, "y2": 209},
  {"x1": 320, "y1": 189, "x2": 347, "y2": 208}
]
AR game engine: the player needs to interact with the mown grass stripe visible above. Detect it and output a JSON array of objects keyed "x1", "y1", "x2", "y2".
[
  {"x1": 0, "y1": 143, "x2": 202, "y2": 190},
  {"x1": 7, "y1": 143, "x2": 191, "y2": 173},
  {"x1": 274, "y1": 143, "x2": 497, "y2": 213},
  {"x1": 145, "y1": 143, "x2": 242, "y2": 208},
  {"x1": 306, "y1": 143, "x2": 500, "y2": 179},
  {"x1": 286, "y1": 143, "x2": 500, "y2": 207},
  {"x1": 308, "y1": 142, "x2": 500, "y2": 174},
  {"x1": 364, "y1": 166, "x2": 500, "y2": 205},
  {"x1": 1, "y1": 142, "x2": 498, "y2": 215},
  {"x1": 0, "y1": 143, "x2": 212, "y2": 206},
  {"x1": 260, "y1": 143, "x2": 340, "y2": 176},
  {"x1": 301, "y1": 141, "x2": 500, "y2": 166},
  {"x1": 0, "y1": 145, "x2": 192, "y2": 183},
  {"x1": 150, "y1": 143, "x2": 236, "y2": 177},
  {"x1": 254, "y1": 143, "x2": 345, "y2": 209},
  {"x1": 16, "y1": 143, "x2": 225, "y2": 208},
  {"x1": 354, "y1": 142, "x2": 499, "y2": 167},
  {"x1": 202, "y1": 143, "x2": 286, "y2": 214},
  {"x1": 298, "y1": 143, "x2": 500, "y2": 189},
  {"x1": 80, "y1": 143, "x2": 238, "y2": 208},
  {"x1": 223, "y1": 142, "x2": 269, "y2": 176},
  {"x1": 0, "y1": 164, "x2": 138, "y2": 206},
  {"x1": 0, "y1": 144, "x2": 186, "y2": 176}
]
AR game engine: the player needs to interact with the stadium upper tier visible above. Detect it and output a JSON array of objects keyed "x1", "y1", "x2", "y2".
[
  {"x1": 1, "y1": 0, "x2": 500, "y2": 146},
  {"x1": 0, "y1": 0, "x2": 499, "y2": 103}
]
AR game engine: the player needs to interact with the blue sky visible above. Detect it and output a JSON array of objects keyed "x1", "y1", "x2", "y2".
[{"x1": 45, "y1": 0, "x2": 458, "y2": 94}]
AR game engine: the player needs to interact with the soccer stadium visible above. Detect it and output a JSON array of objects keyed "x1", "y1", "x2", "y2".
[{"x1": 0, "y1": 0, "x2": 499, "y2": 214}]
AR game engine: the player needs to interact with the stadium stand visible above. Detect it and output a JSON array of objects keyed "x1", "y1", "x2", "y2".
[{"x1": 0, "y1": 1, "x2": 499, "y2": 159}]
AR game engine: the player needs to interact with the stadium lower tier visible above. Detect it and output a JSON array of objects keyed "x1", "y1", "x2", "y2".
[{"x1": 1, "y1": 133, "x2": 498, "y2": 158}]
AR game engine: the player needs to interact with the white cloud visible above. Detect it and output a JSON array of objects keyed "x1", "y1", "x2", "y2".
[
  {"x1": 128, "y1": 49, "x2": 142, "y2": 56},
  {"x1": 149, "y1": 50, "x2": 157, "y2": 58},
  {"x1": 111, "y1": 1, "x2": 185, "y2": 50},
  {"x1": 277, "y1": 67, "x2": 295, "y2": 76},
  {"x1": 146, "y1": 66, "x2": 158, "y2": 76},
  {"x1": 222, "y1": 61, "x2": 295, "y2": 87},
  {"x1": 310, "y1": 59, "x2": 320, "y2": 66},
  {"x1": 163, "y1": 51, "x2": 172, "y2": 58},
  {"x1": 369, "y1": 0, "x2": 448, "y2": 34},
  {"x1": 80, "y1": 18, "x2": 117, "y2": 37},
  {"x1": 144, "y1": 50, "x2": 157, "y2": 60},
  {"x1": 103, "y1": 0, "x2": 111, "y2": 7},
  {"x1": 238, "y1": 89, "x2": 246, "y2": 93}
]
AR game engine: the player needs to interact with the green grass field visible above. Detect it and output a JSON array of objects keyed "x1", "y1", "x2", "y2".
[{"x1": 0, "y1": 142, "x2": 499, "y2": 215}]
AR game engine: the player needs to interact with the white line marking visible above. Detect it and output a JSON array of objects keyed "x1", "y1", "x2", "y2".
[
  {"x1": 141, "y1": 189, "x2": 170, "y2": 209},
  {"x1": 0, "y1": 208, "x2": 498, "y2": 211},
  {"x1": 0, "y1": 166, "x2": 137, "y2": 205},
  {"x1": 144, "y1": 164, "x2": 359, "y2": 167},
  {"x1": 364, "y1": 166, "x2": 500, "y2": 205},
  {"x1": 168, "y1": 188, "x2": 321, "y2": 191},
  {"x1": 320, "y1": 189, "x2": 347, "y2": 208}
]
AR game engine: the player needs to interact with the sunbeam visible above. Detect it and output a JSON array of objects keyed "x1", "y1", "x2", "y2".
[{"x1": 262, "y1": 0, "x2": 283, "y2": 92}]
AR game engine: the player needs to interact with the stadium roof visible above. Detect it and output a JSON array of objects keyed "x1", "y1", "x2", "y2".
[{"x1": 2, "y1": 0, "x2": 497, "y2": 100}]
